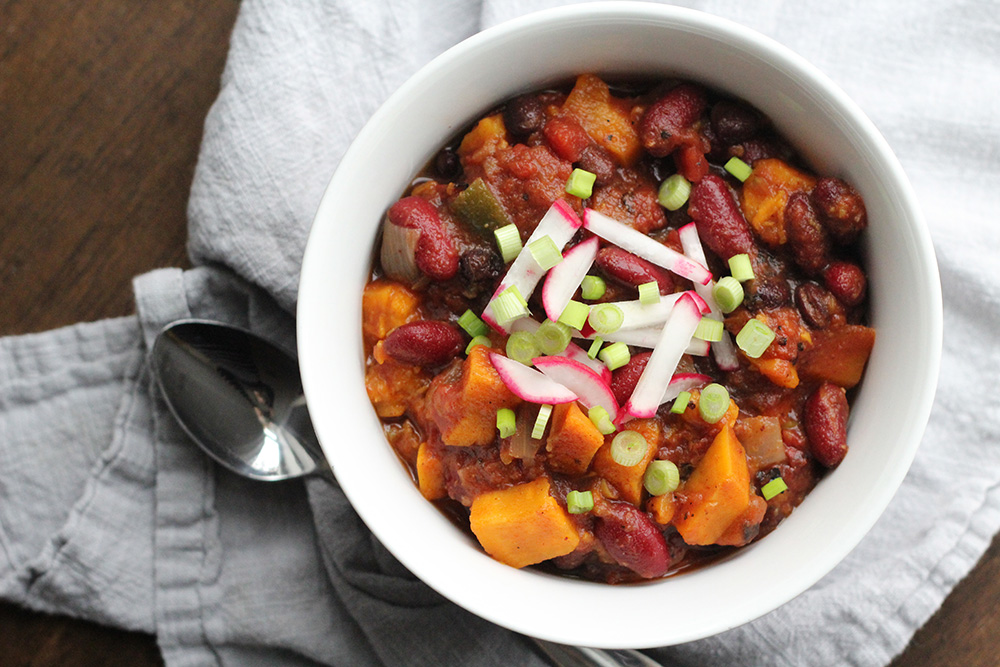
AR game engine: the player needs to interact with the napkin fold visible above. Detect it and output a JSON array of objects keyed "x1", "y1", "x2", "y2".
[{"x1": 1, "y1": 1, "x2": 998, "y2": 666}]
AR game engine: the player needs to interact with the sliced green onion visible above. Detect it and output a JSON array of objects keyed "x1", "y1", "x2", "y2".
[
  {"x1": 491, "y1": 289, "x2": 528, "y2": 325},
  {"x1": 588, "y1": 303, "x2": 624, "y2": 334},
  {"x1": 588, "y1": 405, "x2": 616, "y2": 435},
  {"x1": 535, "y1": 319, "x2": 572, "y2": 356},
  {"x1": 658, "y1": 173, "x2": 692, "y2": 211},
  {"x1": 505, "y1": 330, "x2": 539, "y2": 366},
  {"x1": 728, "y1": 253, "x2": 754, "y2": 282},
  {"x1": 670, "y1": 390, "x2": 691, "y2": 414},
  {"x1": 598, "y1": 341, "x2": 631, "y2": 371},
  {"x1": 566, "y1": 490, "x2": 594, "y2": 514},
  {"x1": 698, "y1": 383, "x2": 730, "y2": 424},
  {"x1": 496, "y1": 408, "x2": 516, "y2": 438},
  {"x1": 458, "y1": 309, "x2": 490, "y2": 338},
  {"x1": 724, "y1": 156, "x2": 753, "y2": 182},
  {"x1": 558, "y1": 300, "x2": 590, "y2": 330},
  {"x1": 693, "y1": 317, "x2": 724, "y2": 342},
  {"x1": 587, "y1": 336, "x2": 603, "y2": 360},
  {"x1": 761, "y1": 476, "x2": 789, "y2": 501},
  {"x1": 527, "y1": 235, "x2": 563, "y2": 271},
  {"x1": 505, "y1": 284, "x2": 529, "y2": 310},
  {"x1": 493, "y1": 223, "x2": 522, "y2": 263},
  {"x1": 643, "y1": 460, "x2": 680, "y2": 496},
  {"x1": 610, "y1": 430, "x2": 647, "y2": 467},
  {"x1": 736, "y1": 318, "x2": 776, "y2": 359},
  {"x1": 532, "y1": 404, "x2": 553, "y2": 439},
  {"x1": 466, "y1": 335, "x2": 492, "y2": 354},
  {"x1": 638, "y1": 281, "x2": 660, "y2": 305},
  {"x1": 581, "y1": 275, "x2": 606, "y2": 301},
  {"x1": 713, "y1": 276, "x2": 745, "y2": 314},
  {"x1": 565, "y1": 168, "x2": 597, "y2": 199}
]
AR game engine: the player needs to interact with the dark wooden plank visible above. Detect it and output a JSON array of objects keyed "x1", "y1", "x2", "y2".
[{"x1": 1, "y1": 0, "x2": 996, "y2": 665}]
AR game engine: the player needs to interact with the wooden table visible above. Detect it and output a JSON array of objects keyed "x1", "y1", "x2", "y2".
[{"x1": 0, "y1": 1, "x2": 995, "y2": 665}]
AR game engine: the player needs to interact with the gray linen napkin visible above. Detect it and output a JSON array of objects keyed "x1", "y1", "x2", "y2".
[{"x1": 1, "y1": 1, "x2": 998, "y2": 665}]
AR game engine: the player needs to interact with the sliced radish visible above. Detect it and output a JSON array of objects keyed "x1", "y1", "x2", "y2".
[
  {"x1": 483, "y1": 200, "x2": 583, "y2": 331},
  {"x1": 510, "y1": 316, "x2": 611, "y2": 383},
  {"x1": 583, "y1": 209, "x2": 712, "y2": 286},
  {"x1": 542, "y1": 236, "x2": 599, "y2": 321},
  {"x1": 620, "y1": 293, "x2": 703, "y2": 421},
  {"x1": 660, "y1": 372, "x2": 712, "y2": 405},
  {"x1": 533, "y1": 356, "x2": 619, "y2": 422},
  {"x1": 595, "y1": 290, "x2": 708, "y2": 332},
  {"x1": 580, "y1": 327, "x2": 709, "y2": 356},
  {"x1": 678, "y1": 222, "x2": 741, "y2": 371},
  {"x1": 489, "y1": 353, "x2": 578, "y2": 404}
]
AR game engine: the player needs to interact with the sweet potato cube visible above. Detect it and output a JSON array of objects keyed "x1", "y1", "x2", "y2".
[
  {"x1": 469, "y1": 477, "x2": 581, "y2": 569},
  {"x1": 362, "y1": 279, "x2": 421, "y2": 344},
  {"x1": 673, "y1": 426, "x2": 751, "y2": 546},
  {"x1": 416, "y1": 442, "x2": 447, "y2": 501},
  {"x1": 592, "y1": 418, "x2": 659, "y2": 505},
  {"x1": 739, "y1": 158, "x2": 817, "y2": 247},
  {"x1": 458, "y1": 113, "x2": 509, "y2": 166},
  {"x1": 431, "y1": 345, "x2": 520, "y2": 447},
  {"x1": 797, "y1": 324, "x2": 876, "y2": 389},
  {"x1": 545, "y1": 402, "x2": 605, "y2": 476},
  {"x1": 560, "y1": 74, "x2": 641, "y2": 166}
]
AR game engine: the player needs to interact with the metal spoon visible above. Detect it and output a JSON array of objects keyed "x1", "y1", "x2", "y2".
[{"x1": 150, "y1": 319, "x2": 665, "y2": 667}]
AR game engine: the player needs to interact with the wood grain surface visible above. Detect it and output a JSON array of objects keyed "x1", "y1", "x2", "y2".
[{"x1": 0, "y1": 1, "x2": 994, "y2": 665}]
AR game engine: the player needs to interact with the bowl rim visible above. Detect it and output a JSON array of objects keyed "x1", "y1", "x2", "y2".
[{"x1": 298, "y1": 1, "x2": 943, "y2": 649}]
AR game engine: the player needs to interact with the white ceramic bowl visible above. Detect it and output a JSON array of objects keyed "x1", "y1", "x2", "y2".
[{"x1": 298, "y1": 2, "x2": 941, "y2": 649}]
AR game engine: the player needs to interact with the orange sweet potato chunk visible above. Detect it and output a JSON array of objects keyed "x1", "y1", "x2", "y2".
[
  {"x1": 592, "y1": 418, "x2": 659, "y2": 506},
  {"x1": 672, "y1": 426, "x2": 751, "y2": 546},
  {"x1": 416, "y1": 442, "x2": 447, "y2": 501},
  {"x1": 545, "y1": 402, "x2": 605, "y2": 476},
  {"x1": 362, "y1": 279, "x2": 421, "y2": 344},
  {"x1": 560, "y1": 74, "x2": 641, "y2": 166},
  {"x1": 739, "y1": 158, "x2": 817, "y2": 247},
  {"x1": 430, "y1": 345, "x2": 520, "y2": 447},
  {"x1": 797, "y1": 324, "x2": 876, "y2": 389},
  {"x1": 458, "y1": 113, "x2": 510, "y2": 166},
  {"x1": 469, "y1": 476, "x2": 581, "y2": 569}
]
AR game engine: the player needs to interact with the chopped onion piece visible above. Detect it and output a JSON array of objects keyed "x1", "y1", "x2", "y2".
[
  {"x1": 565, "y1": 168, "x2": 597, "y2": 199},
  {"x1": 643, "y1": 460, "x2": 680, "y2": 495},
  {"x1": 610, "y1": 430, "x2": 647, "y2": 467},
  {"x1": 532, "y1": 404, "x2": 553, "y2": 439},
  {"x1": 494, "y1": 223, "x2": 523, "y2": 263},
  {"x1": 496, "y1": 408, "x2": 516, "y2": 438},
  {"x1": 761, "y1": 476, "x2": 789, "y2": 501},
  {"x1": 566, "y1": 490, "x2": 594, "y2": 514},
  {"x1": 598, "y1": 341, "x2": 631, "y2": 371}
]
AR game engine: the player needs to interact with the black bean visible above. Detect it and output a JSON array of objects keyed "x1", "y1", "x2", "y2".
[
  {"x1": 503, "y1": 95, "x2": 544, "y2": 138},
  {"x1": 710, "y1": 100, "x2": 762, "y2": 145},
  {"x1": 459, "y1": 246, "x2": 503, "y2": 286},
  {"x1": 435, "y1": 147, "x2": 461, "y2": 180}
]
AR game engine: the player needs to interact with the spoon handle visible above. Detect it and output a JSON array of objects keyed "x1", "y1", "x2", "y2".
[{"x1": 533, "y1": 638, "x2": 667, "y2": 667}]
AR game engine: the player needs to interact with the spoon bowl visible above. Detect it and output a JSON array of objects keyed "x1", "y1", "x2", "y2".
[{"x1": 151, "y1": 319, "x2": 324, "y2": 481}]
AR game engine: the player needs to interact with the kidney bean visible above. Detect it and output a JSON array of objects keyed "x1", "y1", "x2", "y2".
[
  {"x1": 744, "y1": 277, "x2": 792, "y2": 311},
  {"x1": 382, "y1": 320, "x2": 464, "y2": 367},
  {"x1": 812, "y1": 177, "x2": 868, "y2": 244},
  {"x1": 710, "y1": 100, "x2": 762, "y2": 145},
  {"x1": 804, "y1": 381, "x2": 849, "y2": 468},
  {"x1": 577, "y1": 144, "x2": 617, "y2": 186},
  {"x1": 610, "y1": 351, "x2": 651, "y2": 406},
  {"x1": 387, "y1": 197, "x2": 459, "y2": 281},
  {"x1": 687, "y1": 174, "x2": 755, "y2": 261},
  {"x1": 822, "y1": 261, "x2": 867, "y2": 307},
  {"x1": 595, "y1": 500, "x2": 670, "y2": 579},
  {"x1": 503, "y1": 95, "x2": 545, "y2": 138},
  {"x1": 794, "y1": 281, "x2": 834, "y2": 329},
  {"x1": 785, "y1": 191, "x2": 830, "y2": 275},
  {"x1": 735, "y1": 135, "x2": 792, "y2": 164},
  {"x1": 639, "y1": 83, "x2": 707, "y2": 158},
  {"x1": 595, "y1": 246, "x2": 674, "y2": 295},
  {"x1": 459, "y1": 246, "x2": 503, "y2": 287}
]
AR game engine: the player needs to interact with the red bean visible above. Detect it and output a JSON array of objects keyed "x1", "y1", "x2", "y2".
[
  {"x1": 386, "y1": 197, "x2": 459, "y2": 281},
  {"x1": 785, "y1": 191, "x2": 831, "y2": 275},
  {"x1": 822, "y1": 261, "x2": 867, "y2": 307},
  {"x1": 804, "y1": 381, "x2": 849, "y2": 468},
  {"x1": 812, "y1": 177, "x2": 867, "y2": 244},
  {"x1": 687, "y1": 174, "x2": 755, "y2": 260},
  {"x1": 610, "y1": 351, "x2": 651, "y2": 406},
  {"x1": 794, "y1": 282, "x2": 834, "y2": 329},
  {"x1": 595, "y1": 247, "x2": 674, "y2": 295},
  {"x1": 595, "y1": 500, "x2": 670, "y2": 579},
  {"x1": 639, "y1": 83, "x2": 707, "y2": 158},
  {"x1": 710, "y1": 100, "x2": 762, "y2": 145},
  {"x1": 382, "y1": 320, "x2": 464, "y2": 367},
  {"x1": 576, "y1": 144, "x2": 617, "y2": 186}
]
